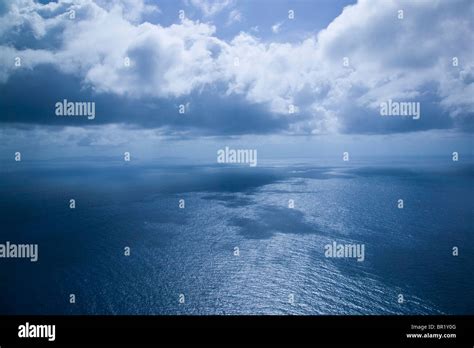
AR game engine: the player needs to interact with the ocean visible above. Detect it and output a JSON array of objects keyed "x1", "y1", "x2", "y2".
[{"x1": 0, "y1": 157, "x2": 472, "y2": 314}]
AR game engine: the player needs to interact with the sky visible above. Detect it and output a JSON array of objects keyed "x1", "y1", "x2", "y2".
[{"x1": 0, "y1": 0, "x2": 473, "y2": 161}]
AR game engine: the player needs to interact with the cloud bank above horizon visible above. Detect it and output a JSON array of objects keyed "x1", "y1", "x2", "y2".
[{"x1": 0, "y1": 0, "x2": 473, "y2": 138}]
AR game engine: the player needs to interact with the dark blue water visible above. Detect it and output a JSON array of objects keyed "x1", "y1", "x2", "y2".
[{"x1": 0, "y1": 158, "x2": 472, "y2": 314}]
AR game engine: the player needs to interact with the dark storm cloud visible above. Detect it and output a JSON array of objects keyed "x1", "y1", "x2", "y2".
[
  {"x1": 0, "y1": 65, "x2": 290, "y2": 135},
  {"x1": 0, "y1": 0, "x2": 472, "y2": 136}
]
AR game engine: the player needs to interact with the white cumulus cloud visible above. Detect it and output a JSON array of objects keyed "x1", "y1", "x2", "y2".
[{"x1": 0, "y1": 0, "x2": 472, "y2": 135}]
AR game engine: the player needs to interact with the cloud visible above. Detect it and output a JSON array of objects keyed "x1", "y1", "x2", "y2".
[
  {"x1": 0, "y1": 0, "x2": 472, "y2": 136},
  {"x1": 0, "y1": 64, "x2": 290, "y2": 135},
  {"x1": 226, "y1": 9, "x2": 241, "y2": 26},
  {"x1": 189, "y1": 0, "x2": 234, "y2": 17},
  {"x1": 271, "y1": 21, "x2": 283, "y2": 34},
  {"x1": 95, "y1": 0, "x2": 160, "y2": 22}
]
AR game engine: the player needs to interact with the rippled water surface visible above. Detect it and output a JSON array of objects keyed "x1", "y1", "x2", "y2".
[{"x1": 0, "y1": 158, "x2": 472, "y2": 314}]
